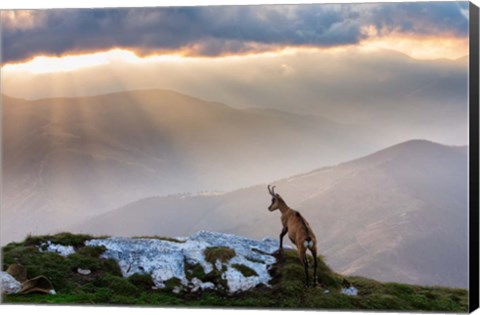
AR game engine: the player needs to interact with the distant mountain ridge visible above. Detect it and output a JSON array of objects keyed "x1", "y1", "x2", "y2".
[
  {"x1": 2, "y1": 89, "x2": 382, "y2": 244},
  {"x1": 75, "y1": 140, "x2": 468, "y2": 288}
]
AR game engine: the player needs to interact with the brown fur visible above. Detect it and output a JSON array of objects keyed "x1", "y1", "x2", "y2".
[
  {"x1": 6, "y1": 263, "x2": 27, "y2": 283},
  {"x1": 267, "y1": 185, "x2": 318, "y2": 286}
]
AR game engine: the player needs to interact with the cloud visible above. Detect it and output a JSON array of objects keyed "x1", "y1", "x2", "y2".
[
  {"x1": 1, "y1": 2, "x2": 469, "y2": 63},
  {"x1": 368, "y1": 2, "x2": 469, "y2": 37},
  {"x1": 2, "y1": 47, "x2": 468, "y2": 146}
]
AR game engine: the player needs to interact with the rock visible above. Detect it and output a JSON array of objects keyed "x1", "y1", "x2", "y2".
[
  {"x1": 222, "y1": 267, "x2": 261, "y2": 293},
  {"x1": 77, "y1": 268, "x2": 91, "y2": 275},
  {"x1": 172, "y1": 286, "x2": 182, "y2": 294},
  {"x1": 85, "y1": 231, "x2": 280, "y2": 293},
  {"x1": 6, "y1": 263, "x2": 27, "y2": 283},
  {"x1": 200, "y1": 282, "x2": 215, "y2": 290},
  {"x1": 190, "y1": 277, "x2": 215, "y2": 292},
  {"x1": 1, "y1": 271, "x2": 22, "y2": 294},
  {"x1": 19, "y1": 275, "x2": 55, "y2": 294}
]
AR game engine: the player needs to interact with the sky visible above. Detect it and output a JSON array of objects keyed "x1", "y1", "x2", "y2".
[
  {"x1": 0, "y1": 2, "x2": 470, "y2": 63},
  {"x1": 0, "y1": 1, "x2": 471, "y2": 144}
]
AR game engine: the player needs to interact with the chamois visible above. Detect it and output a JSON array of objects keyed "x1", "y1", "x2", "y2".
[{"x1": 267, "y1": 185, "x2": 318, "y2": 287}]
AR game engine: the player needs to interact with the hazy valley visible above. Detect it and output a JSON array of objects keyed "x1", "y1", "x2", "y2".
[
  {"x1": 74, "y1": 139, "x2": 468, "y2": 288},
  {"x1": 2, "y1": 89, "x2": 382, "y2": 243},
  {"x1": 2, "y1": 90, "x2": 468, "y2": 289}
]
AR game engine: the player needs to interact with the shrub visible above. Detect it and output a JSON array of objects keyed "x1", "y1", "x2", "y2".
[{"x1": 204, "y1": 247, "x2": 236, "y2": 265}]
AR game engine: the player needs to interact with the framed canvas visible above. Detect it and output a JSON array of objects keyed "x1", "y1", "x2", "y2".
[{"x1": 0, "y1": 1, "x2": 479, "y2": 314}]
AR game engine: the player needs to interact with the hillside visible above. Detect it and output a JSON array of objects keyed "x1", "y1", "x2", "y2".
[
  {"x1": 75, "y1": 140, "x2": 468, "y2": 288},
  {"x1": 1, "y1": 232, "x2": 468, "y2": 312},
  {"x1": 2, "y1": 90, "x2": 381, "y2": 244}
]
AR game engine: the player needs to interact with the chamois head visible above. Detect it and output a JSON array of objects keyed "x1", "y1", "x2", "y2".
[{"x1": 267, "y1": 185, "x2": 282, "y2": 211}]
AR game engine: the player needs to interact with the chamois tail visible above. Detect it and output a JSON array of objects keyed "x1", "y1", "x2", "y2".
[{"x1": 303, "y1": 236, "x2": 314, "y2": 248}]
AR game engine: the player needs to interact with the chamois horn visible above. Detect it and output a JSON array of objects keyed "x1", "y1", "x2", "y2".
[{"x1": 268, "y1": 185, "x2": 276, "y2": 196}]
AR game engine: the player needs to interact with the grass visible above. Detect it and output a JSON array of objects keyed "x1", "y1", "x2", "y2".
[
  {"x1": 1, "y1": 233, "x2": 469, "y2": 312},
  {"x1": 24, "y1": 233, "x2": 96, "y2": 249}
]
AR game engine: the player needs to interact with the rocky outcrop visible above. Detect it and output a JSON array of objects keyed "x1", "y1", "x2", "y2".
[{"x1": 86, "y1": 231, "x2": 281, "y2": 293}]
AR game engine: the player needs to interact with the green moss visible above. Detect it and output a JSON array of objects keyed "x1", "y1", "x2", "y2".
[
  {"x1": 128, "y1": 273, "x2": 154, "y2": 290},
  {"x1": 101, "y1": 258, "x2": 123, "y2": 276},
  {"x1": 346, "y1": 276, "x2": 383, "y2": 295},
  {"x1": 164, "y1": 278, "x2": 182, "y2": 291},
  {"x1": 67, "y1": 253, "x2": 102, "y2": 271},
  {"x1": 384, "y1": 282, "x2": 417, "y2": 295},
  {"x1": 24, "y1": 233, "x2": 94, "y2": 248},
  {"x1": 76, "y1": 245, "x2": 106, "y2": 258},
  {"x1": 183, "y1": 259, "x2": 227, "y2": 290},
  {"x1": 313, "y1": 255, "x2": 342, "y2": 288},
  {"x1": 94, "y1": 274, "x2": 138, "y2": 296},
  {"x1": 204, "y1": 246, "x2": 236, "y2": 265},
  {"x1": 232, "y1": 264, "x2": 258, "y2": 277},
  {"x1": 184, "y1": 261, "x2": 207, "y2": 281}
]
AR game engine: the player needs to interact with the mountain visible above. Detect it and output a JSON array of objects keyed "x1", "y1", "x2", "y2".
[
  {"x1": 1, "y1": 232, "x2": 468, "y2": 312},
  {"x1": 1, "y1": 89, "x2": 382, "y2": 244},
  {"x1": 75, "y1": 140, "x2": 468, "y2": 288}
]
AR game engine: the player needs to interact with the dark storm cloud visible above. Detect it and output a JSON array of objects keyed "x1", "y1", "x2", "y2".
[
  {"x1": 1, "y1": 2, "x2": 469, "y2": 63},
  {"x1": 369, "y1": 2, "x2": 469, "y2": 36}
]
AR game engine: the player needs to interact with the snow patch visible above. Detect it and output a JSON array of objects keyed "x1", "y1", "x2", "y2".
[
  {"x1": 341, "y1": 286, "x2": 358, "y2": 296},
  {"x1": 215, "y1": 259, "x2": 223, "y2": 271},
  {"x1": 39, "y1": 241, "x2": 75, "y2": 257},
  {"x1": 85, "y1": 231, "x2": 280, "y2": 293}
]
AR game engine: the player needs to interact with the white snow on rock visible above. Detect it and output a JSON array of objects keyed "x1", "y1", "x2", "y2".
[
  {"x1": 39, "y1": 241, "x2": 75, "y2": 257},
  {"x1": 1, "y1": 271, "x2": 22, "y2": 294},
  {"x1": 215, "y1": 260, "x2": 223, "y2": 271},
  {"x1": 77, "y1": 268, "x2": 91, "y2": 275},
  {"x1": 341, "y1": 286, "x2": 358, "y2": 296},
  {"x1": 85, "y1": 231, "x2": 281, "y2": 293},
  {"x1": 190, "y1": 277, "x2": 215, "y2": 292}
]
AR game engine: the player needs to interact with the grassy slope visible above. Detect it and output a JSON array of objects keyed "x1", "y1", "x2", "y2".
[{"x1": 1, "y1": 233, "x2": 468, "y2": 312}]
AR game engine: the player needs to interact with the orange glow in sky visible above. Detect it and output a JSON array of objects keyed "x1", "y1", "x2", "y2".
[
  {"x1": 2, "y1": 49, "x2": 188, "y2": 74},
  {"x1": 2, "y1": 34, "x2": 468, "y2": 75},
  {"x1": 358, "y1": 33, "x2": 468, "y2": 60}
]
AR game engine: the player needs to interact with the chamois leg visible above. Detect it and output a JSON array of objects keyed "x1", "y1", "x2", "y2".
[
  {"x1": 298, "y1": 248, "x2": 309, "y2": 286},
  {"x1": 309, "y1": 247, "x2": 318, "y2": 287},
  {"x1": 278, "y1": 227, "x2": 287, "y2": 257}
]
